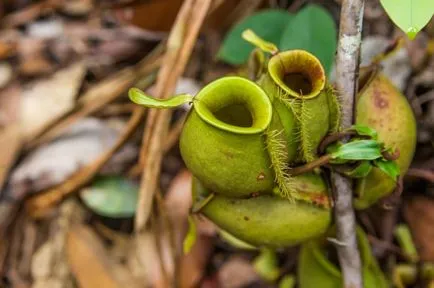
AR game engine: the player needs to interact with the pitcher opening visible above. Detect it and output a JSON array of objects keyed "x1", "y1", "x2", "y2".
[
  {"x1": 194, "y1": 77, "x2": 272, "y2": 134},
  {"x1": 268, "y1": 50, "x2": 325, "y2": 99}
]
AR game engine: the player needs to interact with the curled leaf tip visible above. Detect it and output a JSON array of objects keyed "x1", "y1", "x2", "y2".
[
  {"x1": 128, "y1": 88, "x2": 194, "y2": 109},
  {"x1": 242, "y1": 29, "x2": 279, "y2": 54},
  {"x1": 406, "y1": 28, "x2": 417, "y2": 40}
]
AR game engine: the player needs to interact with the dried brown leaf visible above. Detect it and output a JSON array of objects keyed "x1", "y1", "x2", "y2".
[
  {"x1": 67, "y1": 225, "x2": 140, "y2": 288},
  {"x1": 165, "y1": 170, "x2": 215, "y2": 288},
  {"x1": 28, "y1": 53, "x2": 160, "y2": 149},
  {"x1": 25, "y1": 107, "x2": 143, "y2": 218},
  {"x1": 128, "y1": 232, "x2": 169, "y2": 288},
  {"x1": 31, "y1": 200, "x2": 80, "y2": 288},
  {"x1": 0, "y1": 83, "x2": 20, "y2": 127},
  {"x1": 20, "y1": 62, "x2": 86, "y2": 142},
  {"x1": 10, "y1": 118, "x2": 134, "y2": 197},
  {"x1": 0, "y1": 125, "x2": 22, "y2": 192},
  {"x1": 0, "y1": 62, "x2": 13, "y2": 89}
]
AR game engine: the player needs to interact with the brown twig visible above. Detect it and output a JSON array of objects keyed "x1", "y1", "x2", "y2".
[
  {"x1": 367, "y1": 235, "x2": 414, "y2": 261},
  {"x1": 135, "y1": 0, "x2": 212, "y2": 232},
  {"x1": 318, "y1": 131, "x2": 357, "y2": 154},
  {"x1": 332, "y1": 0, "x2": 365, "y2": 287},
  {"x1": 406, "y1": 168, "x2": 434, "y2": 182}
]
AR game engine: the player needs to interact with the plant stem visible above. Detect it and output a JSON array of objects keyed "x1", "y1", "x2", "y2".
[
  {"x1": 318, "y1": 131, "x2": 357, "y2": 154},
  {"x1": 333, "y1": 0, "x2": 365, "y2": 287},
  {"x1": 288, "y1": 154, "x2": 331, "y2": 176}
]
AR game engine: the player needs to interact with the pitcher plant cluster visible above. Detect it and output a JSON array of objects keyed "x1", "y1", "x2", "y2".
[{"x1": 129, "y1": 31, "x2": 417, "y2": 287}]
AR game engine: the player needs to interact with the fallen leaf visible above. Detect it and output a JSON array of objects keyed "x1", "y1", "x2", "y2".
[
  {"x1": 0, "y1": 62, "x2": 13, "y2": 89},
  {"x1": 404, "y1": 196, "x2": 434, "y2": 261},
  {"x1": 179, "y1": 233, "x2": 213, "y2": 288},
  {"x1": 19, "y1": 62, "x2": 86, "y2": 141},
  {"x1": 0, "y1": 42, "x2": 17, "y2": 60},
  {"x1": 0, "y1": 82, "x2": 21, "y2": 126},
  {"x1": 31, "y1": 200, "x2": 82, "y2": 288},
  {"x1": 27, "y1": 18, "x2": 64, "y2": 39},
  {"x1": 18, "y1": 54, "x2": 54, "y2": 77},
  {"x1": 165, "y1": 170, "x2": 194, "y2": 242},
  {"x1": 130, "y1": 170, "x2": 215, "y2": 288},
  {"x1": 67, "y1": 225, "x2": 140, "y2": 288},
  {"x1": 112, "y1": 0, "x2": 183, "y2": 32},
  {"x1": 59, "y1": 0, "x2": 93, "y2": 17},
  {"x1": 128, "y1": 232, "x2": 169, "y2": 288},
  {"x1": 80, "y1": 176, "x2": 139, "y2": 218},
  {"x1": 10, "y1": 118, "x2": 125, "y2": 197},
  {"x1": 17, "y1": 38, "x2": 54, "y2": 78},
  {"x1": 0, "y1": 125, "x2": 22, "y2": 192},
  {"x1": 165, "y1": 169, "x2": 216, "y2": 237},
  {"x1": 25, "y1": 108, "x2": 143, "y2": 217},
  {"x1": 32, "y1": 241, "x2": 54, "y2": 280},
  {"x1": 27, "y1": 66, "x2": 139, "y2": 148}
]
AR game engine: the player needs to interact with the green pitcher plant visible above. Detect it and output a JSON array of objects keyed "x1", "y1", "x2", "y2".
[
  {"x1": 191, "y1": 174, "x2": 331, "y2": 248},
  {"x1": 128, "y1": 31, "x2": 416, "y2": 247},
  {"x1": 129, "y1": 57, "x2": 334, "y2": 247},
  {"x1": 353, "y1": 67, "x2": 417, "y2": 209}
]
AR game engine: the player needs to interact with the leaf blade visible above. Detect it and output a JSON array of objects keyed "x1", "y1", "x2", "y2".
[
  {"x1": 218, "y1": 9, "x2": 293, "y2": 65},
  {"x1": 331, "y1": 140, "x2": 382, "y2": 161},
  {"x1": 350, "y1": 124, "x2": 378, "y2": 140},
  {"x1": 374, "y1": 159, "x2": 400, "y2": 181},
  {"x1": 80, "y1": 176, "x2": 138, "y2": 218},
  {"x1": 279, "y1": 4, "x2": 337, "y2": 74},
  {"x1": 380, "y1": 0, "x2": 434, "y2": 39}
]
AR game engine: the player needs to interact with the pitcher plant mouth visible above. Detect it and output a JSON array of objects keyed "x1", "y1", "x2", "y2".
[
  {"x1": 194, "y1": 76, "x2": 272, "y2": 135},
  {"x1": 268, "y1": 50, "x2": 326, "y2": 99}
]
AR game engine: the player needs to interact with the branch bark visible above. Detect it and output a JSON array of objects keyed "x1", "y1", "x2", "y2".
[{"x1": 333, "y1": 0, "x2": 365, "y2": 287}]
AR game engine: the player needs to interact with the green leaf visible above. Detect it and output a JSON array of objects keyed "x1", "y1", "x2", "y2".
[
  {"x1": 350, "y1": 124, "x2": 378, "y2": 140},
  {"x1": 183, "y1": 216, "x2": 197, "y2": 254},
  {"x1": 129, "y1": 88, "x2": 193, "y2": 109},
  {"x1": 279, "y1": 4, "x2": 337, "y2": 74},
  {"x1": 218, "y1": 9, "x2": 293, "y2": 65},
  {"x1": 342, "y1": 161, "x2": 373, "y2": 178},
  {"x1": 253, "y1": 249, "x2": 280, "y2": 282},
  {"x1": 79, "y1": 176, "x2": 138, "y2": 218},
  {"x1": 380, "y1": 0, "x2": 434, "y2": 39},
  {"x1": 374, "y1": 159, "x2": 400, "y2": 181},
  {"x1": 331, "y1": 140, "x2": 382, "y2": 161},
  {"x1": 279, "y1": 275, "x2": 296, "y2": 288}
]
